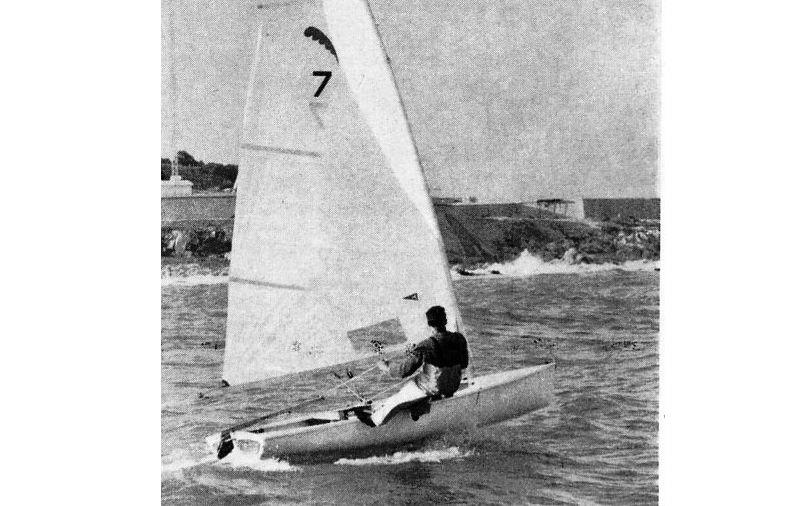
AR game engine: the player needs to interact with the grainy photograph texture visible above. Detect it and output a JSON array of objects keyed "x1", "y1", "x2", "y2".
[{"x1": 161, "y1": 0, "x2": 659, "y2": 503}]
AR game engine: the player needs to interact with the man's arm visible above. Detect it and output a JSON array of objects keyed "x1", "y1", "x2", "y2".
[
  {"x1": 380, "y1": 340, "x2": 431, "y2": 378},
  {"x1": 389, "y1": 346, "x2": 424, "y2": 378}
]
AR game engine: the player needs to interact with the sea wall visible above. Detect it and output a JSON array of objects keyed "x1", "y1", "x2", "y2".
[
  {"x1": 162, "y1": 192, "x2": 236, "y2": 225},
  {"x1": 583, "y1": 198, "x2": 660, "y2": 221}
]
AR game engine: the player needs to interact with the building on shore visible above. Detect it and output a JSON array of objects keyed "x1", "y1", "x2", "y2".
[
  {"x1": 534, "y1": 198, "x2": 576, "y2": 216},
  {"x1": 161, "y1": 174, "x2": 194, "y2": 197}
]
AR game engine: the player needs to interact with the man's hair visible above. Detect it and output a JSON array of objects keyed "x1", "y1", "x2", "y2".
[{"x1": 426, "y1": 306, "x2": 447, "y2": 327}]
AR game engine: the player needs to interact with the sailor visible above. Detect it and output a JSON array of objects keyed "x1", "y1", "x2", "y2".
[{"x1": 368, "y1": 306, "x2": 469, "y2": 426}]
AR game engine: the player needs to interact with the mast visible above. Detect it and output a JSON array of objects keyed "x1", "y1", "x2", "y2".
[
  {"x1": 360, "y1": 1, "x2": 462, "y2": 326},
  {"x1": 359, "y1": 0, "x2": 472, "y2": 377},
  {"x1": 169, "y1": 0, "x2": 179, "y2": 178}
]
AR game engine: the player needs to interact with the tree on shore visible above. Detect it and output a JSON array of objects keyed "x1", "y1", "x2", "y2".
[{"x1": 176, "y1": 150, "x2": 200, "y2": 167}]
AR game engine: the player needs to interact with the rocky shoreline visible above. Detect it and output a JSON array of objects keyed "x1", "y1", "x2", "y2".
[{"x1": 161, "y1": 215, "x2": 659, "y2": 269}]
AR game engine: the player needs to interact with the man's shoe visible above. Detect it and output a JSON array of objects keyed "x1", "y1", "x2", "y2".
[{"x1": 354, "y1": 409, "x2": 376, "y2": 427}]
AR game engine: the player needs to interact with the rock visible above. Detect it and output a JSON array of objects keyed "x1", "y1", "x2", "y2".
[
  {"x1": 173, "y1": 230, "x2": 189, "y2": 256},
  {"x1": 562, "y1": 247, "x2": 578, "y2": 265}
]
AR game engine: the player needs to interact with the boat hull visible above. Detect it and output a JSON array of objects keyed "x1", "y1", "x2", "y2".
[{"x1": 222, "y1": 362, "x2": 554, "y2": 458}]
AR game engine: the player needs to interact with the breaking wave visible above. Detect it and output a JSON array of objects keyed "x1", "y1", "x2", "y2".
[
  {"x1": 161, "y1": 263, "x2": 229, "y2": 287},
  {"x1": 452, "y1": 250, "x2": 659, "y2": 278},
  {"x1": 334, "y1": 446, "x2": 472, "y2": 466}
]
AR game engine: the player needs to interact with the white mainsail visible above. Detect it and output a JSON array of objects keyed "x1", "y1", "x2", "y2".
[{"x1": 224, "y1": 0, "x2": 463, "y2": 386}]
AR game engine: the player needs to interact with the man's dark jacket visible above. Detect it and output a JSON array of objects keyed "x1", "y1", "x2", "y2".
[{"x1": 390, "y1": 329, "x2": 469, "y2": 397}]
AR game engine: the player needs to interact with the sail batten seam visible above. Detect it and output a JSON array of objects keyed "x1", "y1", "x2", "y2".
[
  {"x1": 229, "y1": 276, "x2": 307, "y2": 291},
  {"x1": 241, "y1": 143, "x2": 322, "y2": 158}
]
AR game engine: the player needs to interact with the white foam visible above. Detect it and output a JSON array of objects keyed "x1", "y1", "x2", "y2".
[
  {"x1": 217, "y1": 449, "x2": 300, "y2": 473},
  {"x1": 334, "y1": 446, "x2": 472, "y2": 466},
  {"x1": 161, "y1": 273, "x2": 229, "y2": 287},
  {"x1": 161, "y1": 264, "x2": 229, "y2": 286},
  {"x1": 452, "y1": 250, "x2": 659, "y2": 278},
  {"x1": 162, "y1": 445, "x2": 299, "y2": 474},
  {"x1": 161, "y1": 453, "x2": 217, "y2": 474}
]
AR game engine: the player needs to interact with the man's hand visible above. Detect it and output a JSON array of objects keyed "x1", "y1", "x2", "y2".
[{"x1": 377, "y1": 359, "x2": 390, "y2": 374}]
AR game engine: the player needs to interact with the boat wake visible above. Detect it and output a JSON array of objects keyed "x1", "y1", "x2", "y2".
[
  {"x1": 161, "y1": 452, "x2": 218, "y2": 475},
  {"x1": 452, "y1": 250, "x2": 659, "y2": 278},
  {"x1": 216, "y1": 450, "x2": 300, "y2": 473},
  {"x1": 163, "y1": 447, "x2": 468, "y2": 475},
  {"x1": 162, "y1": 448, "x2": 299, "y2": 474},
  {"x1": 334, "y1": 446, "x2": 472, "y2": 466}
]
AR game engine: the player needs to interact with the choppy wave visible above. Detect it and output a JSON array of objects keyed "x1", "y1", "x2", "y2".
[
  {"x1": 162, "y1": 269, "x2": 659, "y2": 502},
  {"x1": 452, "y1": 250, "x2": 659, "y2": 278},
  {"x1": 334, "y1": 446, "x2": 472, "y2": 466}
]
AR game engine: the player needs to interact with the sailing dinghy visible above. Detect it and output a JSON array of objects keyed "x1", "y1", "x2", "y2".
[{"x1": 206, "y1": 0, "x2": 555, "y2": 460}]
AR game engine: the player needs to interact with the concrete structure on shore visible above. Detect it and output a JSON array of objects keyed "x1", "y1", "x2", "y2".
[
  {"x1": 161, "y1": 174, "x2": 194, "y2": 197},
  {"x1": 161, "y1": 160, "x2": 237, "y2": 225},
  {"x1": 582, "y1": 198, "x2": 660, "y2": 221},
  {"x1": 162, "y1": 191, "x2": 236, "y2": 226},
  {"x1": 161, "y1": 161, "x2": 194, "y2": 197},
  {"x1": 525, "y1": 198, "x2": 659, "y2": 221}
]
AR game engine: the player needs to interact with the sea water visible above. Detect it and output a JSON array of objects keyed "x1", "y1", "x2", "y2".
[{"x1": 162, "y1": 260, "x2": 659, "y2": 504}]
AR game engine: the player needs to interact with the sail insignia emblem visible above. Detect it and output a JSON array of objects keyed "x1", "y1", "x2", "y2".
[
  {"x1": 403, "y1": 293, "x2": 419, "y2": 301},
  {"x1": 303, "y1": 26, "x2": 338, "y2": 61}
]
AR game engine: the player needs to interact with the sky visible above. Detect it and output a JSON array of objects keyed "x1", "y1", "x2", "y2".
[{"x1": 162, "y1": 0, "x2": 659, "y2": 201}]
